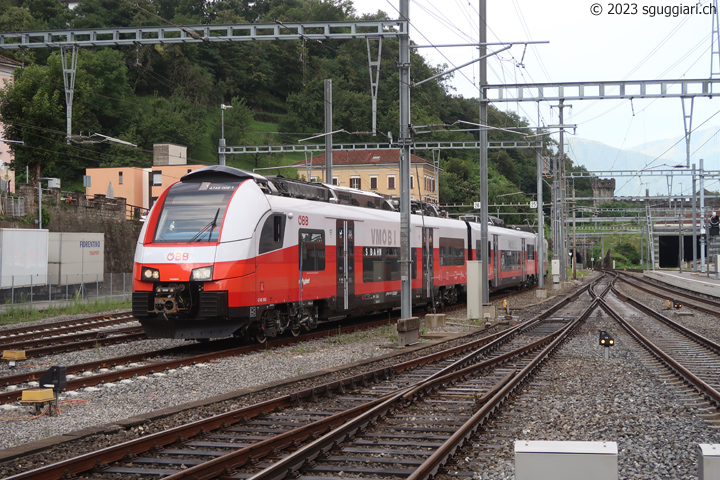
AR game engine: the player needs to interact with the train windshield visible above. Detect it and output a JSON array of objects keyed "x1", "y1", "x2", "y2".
[{"x1": 153, "y1": 182, "x2": 238, "y2": 243}]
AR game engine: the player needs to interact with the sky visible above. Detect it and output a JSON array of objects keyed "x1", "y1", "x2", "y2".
[{"x1": 352, "y1": 0, "x2": 720, "y2": 191}]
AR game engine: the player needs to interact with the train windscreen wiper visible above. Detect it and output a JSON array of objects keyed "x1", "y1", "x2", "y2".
[{"x1": 188, "y1": 208, "x2": 220, "y2": 243}]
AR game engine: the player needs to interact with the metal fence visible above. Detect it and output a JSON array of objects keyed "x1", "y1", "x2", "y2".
[
  {"x1": 1, "y1": 196, "x2": 27, "y2": 217},
  {"x1": 0, "y1": 272, "x2": 132, "y2": 308}
]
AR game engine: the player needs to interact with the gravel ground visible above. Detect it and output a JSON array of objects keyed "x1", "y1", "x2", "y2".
[
  {"x1": 12, "y1": 273, "x2": 720, "y2": 479},
  {"x1": 453, "y1": 274, "x2": 720, "y2": 480},
  {"x1": 0, "y1": 283, "x2": 567, "y2": 454}
]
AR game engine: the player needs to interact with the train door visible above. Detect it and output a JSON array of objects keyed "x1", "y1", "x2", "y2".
[
  {"x1": 422, "y1": 227, "x2": 434, "y2": 298},
  {"x1": 521, "y1": 238, "x2": 527, "y2": 284},
  {"x1": 492, "y1": 235, "x2": 499, "y2": 288},
  {"x1": 336, "y1": 220, "x2": 355, "y2": 310}
]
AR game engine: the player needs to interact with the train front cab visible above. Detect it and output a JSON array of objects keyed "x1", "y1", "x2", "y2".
[{"x1": 132, "y1": 168, "x2": 269, "y2": 339}]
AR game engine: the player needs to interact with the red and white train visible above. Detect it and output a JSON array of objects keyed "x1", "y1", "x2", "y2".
[{"x1": 132, "y1": 166, "x2": 548, "y2": 341}]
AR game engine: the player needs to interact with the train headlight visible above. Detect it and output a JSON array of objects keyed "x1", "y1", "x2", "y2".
[
  {"x1": 191, "y1": 266, "x2": 213, "y2": 281},
  {"x1": 141, "y1": 267, "x2": 160, "y2": 281}
]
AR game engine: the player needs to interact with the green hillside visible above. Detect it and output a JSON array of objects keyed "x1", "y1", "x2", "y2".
[{"x1": 0, "y1": 0, "x2": 594, "y2": 224}]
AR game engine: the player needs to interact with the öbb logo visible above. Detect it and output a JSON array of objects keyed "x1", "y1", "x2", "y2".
[{"x1": 167, "y1": 252, "x2": 189, "y2": 262}]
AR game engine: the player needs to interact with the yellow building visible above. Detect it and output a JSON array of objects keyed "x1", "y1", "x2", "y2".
[
  {"x1": 292, "y1": 149, "x2": 439, "y2": 204},
  {"x1": 85, "y1": 144, "x2": 206, "y2": 219}
]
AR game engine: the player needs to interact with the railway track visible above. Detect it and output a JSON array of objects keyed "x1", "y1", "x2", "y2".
[
  {"x1": 0, "y1": 317, "x2": 409, "y2": 405},
  {"x1": 603, "y1": 282, "x2": 720, "y2": 409},
  {"x1": 0, "y1": 311, "x2": 146, "y2": 357},
  {"x1": 0, "y1": 284, "x2": 543, "y2": 406},
  {"x1": 5, "y1": 282, "x2": 600, "y2": 480},
  {"x1": 0, "y1": 283, "x2": 536, "y2": 363},
  {"x1": 614, "y1": 270, "x2": 720, "y2": 315}
]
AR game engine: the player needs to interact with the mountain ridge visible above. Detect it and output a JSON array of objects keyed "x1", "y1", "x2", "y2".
[{"x1": 568, "y1": 128, "x2": 720, "y2": 197}]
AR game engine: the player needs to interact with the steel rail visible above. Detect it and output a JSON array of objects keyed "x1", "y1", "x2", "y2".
[
  {"x1": 407, "y1": 294, "x2": 600, "y2": 480},
  {"x1": 615, "y1": 271, "x2": 720, "y2": 316},
  {"x1": 1, "y1": 285, "x2": 568, "y2": 404},
  {"x1": 12, "y1": 303, "x2": 566, "y2": 480},
  {"x1": 0, "y1": 316, "x2": 137, "y2": 347},
  {"x1": 0, "y1": 343, "x2": 202, "y2": 387},
  {"x1": 243, "y1": 289, "x2": 600, "y2": 480},
  {"x1": 7, "y1": 318, "x2": 529, "y2": 480},
  {"x1": 0, "y1": 317, "x2": 393, "y2": 405},
  {"x1": 598, "y1": 296, "x2": 720, "y2": 407},
  {"x1": 5, "y1": 285, "x2": 595, "y2": 479},
  {"x1": 0, "y1": 311, "x2": 133, "y2": 338},
  {"x1": 611, "y1": 285, "x2": 720, "y2": 356},
  {"x1": 2, "y1": 363, "x2": 400, "y2": 480},
  {"x1": 0, "y1": 325, "x2": 145, "y2": 352}
]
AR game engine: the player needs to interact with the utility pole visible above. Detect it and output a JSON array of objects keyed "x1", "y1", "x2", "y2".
[
  {"x1": 701, "y1": 158, "x2": 707, "y2": 273},
  {"x1": 479, "y1": 0, "x2": 489, "y2": 305},
  {"x1": 399, "y1": 0, "x2": 412, "y2": 319},
  {"x1": 536, "y1": 108, "x2": 545, "y2": 289},
  {"x1": 219, "y1": 103, "x2": 232, "y2": 166},
  {"x1": 572, "y1": 186, "x2": 576, "y2": 279},
  {"x1": 324, "y1": 79, "x2": 333, "y2": 182},
  {"x1": 692, "y1": 163, "x2": 698, "y2": 271},
  {"x1": 558, "y1": 100, "x2": 568, "y2": 281}
]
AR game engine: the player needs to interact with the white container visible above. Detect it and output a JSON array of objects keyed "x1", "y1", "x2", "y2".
[
  {"x1": 0, "y1": 229, "x2": 49, "y2": 288},
  {"x1": 698, "y1": 444, "x2": 720, "y2": 480},
  {"x1": 48, "y1": 232, "x2": 104, "y2": 285},
  {"x1": 515, "y1": 440, "x2": 618, "y2": 480}
]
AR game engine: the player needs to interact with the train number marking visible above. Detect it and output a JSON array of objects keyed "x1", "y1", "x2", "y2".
[
  {"x1": 298, "y1": 215, "x2": 309, "y2": 226},
  {"x1": 167, "y1": 252, "x2": 189, "y2": 261}
]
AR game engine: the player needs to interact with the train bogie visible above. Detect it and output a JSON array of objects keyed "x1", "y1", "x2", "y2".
[{"x1": 132, "y1": 166, "x2": 547, "y2": 341}]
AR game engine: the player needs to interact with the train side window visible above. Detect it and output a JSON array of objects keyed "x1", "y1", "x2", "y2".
[
  {"x1": 439, "y1": 237, "x2": 465, "y2": 266},
  {"x1": 362, "y1": 246, "x2": 400, "y2": 282},
  {"x1": 259, "y1": 214, "x2": 286, "y2": 254},
  {"x1": 527, "y1": 244, "x2": 535, "y2": 261},
  {"x1": 300, "y1": 230, "x2": 325, "y2": 271}
]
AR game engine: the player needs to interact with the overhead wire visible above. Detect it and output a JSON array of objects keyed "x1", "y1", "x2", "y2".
[{"x1": 615, "y1": 106, "x2": 720, "y2": 192}]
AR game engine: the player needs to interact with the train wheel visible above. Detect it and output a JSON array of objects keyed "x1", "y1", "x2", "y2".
[
  {"x1": 290, "y1": 325, "x2": 302, "y2": 337},
  {"x1": 255, "y1": 330, "x2": 267, "y2": 343}
]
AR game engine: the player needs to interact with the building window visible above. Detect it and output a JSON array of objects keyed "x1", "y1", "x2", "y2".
[
  {"x1": 387, "y1": 175, "x2": 396, "y2": 190},
  {"x1": 370, "y1": 176, "x2": 378, "y2": 190},
  {"x1": 187, "y1": 169, "x2": 192, "y2": 174},
  {"x1": 350, "y1": 177, "x2": 361, "y2": 189},
  {"x1": 118, "y1": 171, "x2": 123, "y2": 185},
  {"x1": 152, "y1": 171, "x2": 162, "y2": 186},
  {"x1": 332, "y1": 177, "x2": 339, "y2": 186},
  {"x1": 410, "y1": 175, "x2": 414, "y2": 189}
]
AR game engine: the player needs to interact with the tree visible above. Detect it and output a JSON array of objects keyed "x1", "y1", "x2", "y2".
[{"x1": 0, "y1": 57, "x2": 68, "y2": 183}]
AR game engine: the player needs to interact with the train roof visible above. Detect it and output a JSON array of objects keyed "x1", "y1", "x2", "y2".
[
  {"x1": 181, "y1": 167, "x2": 529, "y2": 232},
  {"x1": 181, "y1": 165, "x2": 268, "y2": 184}
]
